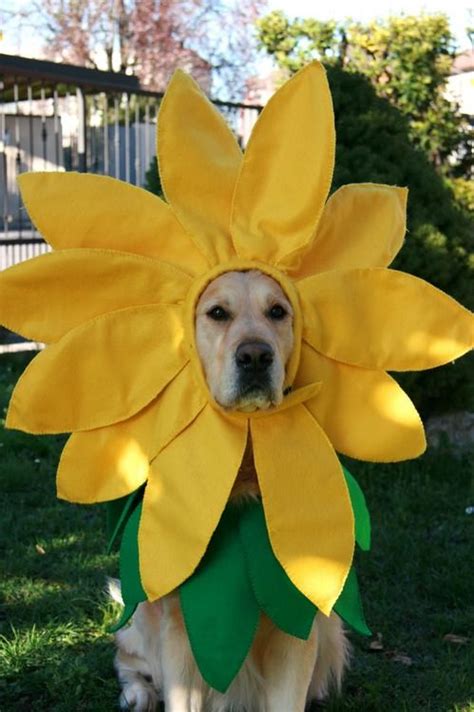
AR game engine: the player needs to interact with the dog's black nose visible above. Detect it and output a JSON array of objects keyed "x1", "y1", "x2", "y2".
[{"x1": 235, "y1": 341, "x2": 274, "y2": 372}]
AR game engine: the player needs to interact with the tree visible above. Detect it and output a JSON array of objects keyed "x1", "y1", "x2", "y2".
[
  {"x1": 466, "y1": 9, "x2": 474, "y2": 48},
  {"x1": 36, "y1": 0, "x2": 265, "y2": 99},
  {"x1": 257, "y1": 11, "x2": 473, "y2": 177}
]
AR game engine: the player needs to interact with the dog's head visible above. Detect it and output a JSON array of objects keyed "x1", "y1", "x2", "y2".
[{"x1": 195, "y1": 270, "x2": 294, "y2": 412}]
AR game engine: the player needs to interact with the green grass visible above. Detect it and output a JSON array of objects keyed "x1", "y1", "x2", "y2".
[{"x1": 0, "y1": 352, "x2": 472, "y2": 711}]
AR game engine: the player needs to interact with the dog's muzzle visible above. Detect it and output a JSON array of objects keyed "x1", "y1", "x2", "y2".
[{"x1": 235, "y1": 340, "x2": 274, "y2": 395}]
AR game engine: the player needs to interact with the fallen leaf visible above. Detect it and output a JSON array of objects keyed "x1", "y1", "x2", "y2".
[
  {"x1": 35, "y1": 544, "x2": 46, "y2": 555},
  {"x1": 443, "y1": 634, "x2": 469, "y2": 645},
  {"x1": 391, "y1": 652, "x2": 413, "y2": 666},
  {"x1": 369, "y1": 633, "x2": 384, "y2": 651}
]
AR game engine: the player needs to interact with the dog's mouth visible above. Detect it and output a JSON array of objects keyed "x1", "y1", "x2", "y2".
[
  {"x1": 225, "y1": 340, "x2": 283, "y2": 412},
  {"x1": 233, "y1": 378, "x2": 280, "y2": 413}
]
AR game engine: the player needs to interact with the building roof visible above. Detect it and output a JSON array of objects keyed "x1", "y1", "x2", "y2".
[
  {"x1": 0, "y1": 53, "x2": 141, "y2": 94},
  {"x1": 451, "y1": 49, "x2": 474, "y2": 75}
]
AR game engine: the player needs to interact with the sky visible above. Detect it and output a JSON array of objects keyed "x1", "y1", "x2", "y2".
[{"x1": 0, "y1": 0, "x2": 472, "y2": 58}]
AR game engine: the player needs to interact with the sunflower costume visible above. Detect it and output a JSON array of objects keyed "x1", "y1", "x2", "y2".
[{"x1": 0, "y1": 61, "x2": 472, "y2": 692}]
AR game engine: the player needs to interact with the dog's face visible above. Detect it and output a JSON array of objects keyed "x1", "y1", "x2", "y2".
[{"x1": 195, "y1": 270, "x2": 294, "y2": 411}]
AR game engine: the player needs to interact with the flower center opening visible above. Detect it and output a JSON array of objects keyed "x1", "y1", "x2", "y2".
[{"x1": 184, "y1": 261, "x2": 303, "y2": 413}]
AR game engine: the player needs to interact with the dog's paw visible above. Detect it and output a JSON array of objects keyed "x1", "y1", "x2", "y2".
[{"x1": 119, "y1": 679, "x2": 158, "y2": 712}]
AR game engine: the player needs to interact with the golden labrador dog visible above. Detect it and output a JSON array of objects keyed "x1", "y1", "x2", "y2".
[{"x1": 113, "y1": 270, "x2": 349, "y2": 712}]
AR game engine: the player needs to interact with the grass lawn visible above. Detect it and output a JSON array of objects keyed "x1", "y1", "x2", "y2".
[{"x1": 0, "y1": 352, "x2": 472, "y2": 711}]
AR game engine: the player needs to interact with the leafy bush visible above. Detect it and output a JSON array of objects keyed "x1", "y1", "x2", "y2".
[
  {"x1": 144, "y1": 156, "x2": 163, "y2": 198},
  {"x1": 257, "y1": 11, "x2": 473, "y2": 178},
  {"x1": 447, "y1": 177, "x2": 474, "y2": 215}
]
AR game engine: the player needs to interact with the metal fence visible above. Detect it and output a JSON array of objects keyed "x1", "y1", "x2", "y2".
[{"x1": 0, "y1": 53, "x2": 262, "y2": 271}]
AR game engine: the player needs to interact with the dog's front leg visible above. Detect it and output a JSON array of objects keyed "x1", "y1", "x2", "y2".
[
  {"x1": 159, "y1": 595, "x2": 203, "y2": 712},
  {"x1": 262, "y1": 621, "x2": 318, "y2": 712}
]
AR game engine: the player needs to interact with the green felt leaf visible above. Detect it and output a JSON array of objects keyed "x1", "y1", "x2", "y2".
[
  {"x1": 238, "y1": 500, "x2": 316, "y2": 639},
  {"x1": 120, "y1": 501, "x2": 147, "y2": 605},
  {"x1": 108, "y1": 466, "x2": 371, "y2": 666},
  {"x1": 109, "y1": 602, "x2": 138, "y2": 634},
  {"x1": 334, "y1": 567, "x2": 371, "y2": 636},
  {"x1": 343, "y1": 466, "x2": 371, "y2": 551},
  {"x1": 180, "y1": 507, "x2": 260, "y2": 693},
  {"x1": 106, "y1": 486, "x2": 144, "y2": 554}
]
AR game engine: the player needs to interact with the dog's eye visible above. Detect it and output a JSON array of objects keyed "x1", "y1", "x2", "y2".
[
  {"x1": 268, "y1": 304, "x2": 287, "y2": 320},
  {"x1": 207, "y1": 306, "x2": 231, "y2": 321}
]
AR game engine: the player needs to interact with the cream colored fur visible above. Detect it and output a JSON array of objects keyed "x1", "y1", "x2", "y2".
[
  {"x1": 113, "y1": 580, "x2": 349, "y2": 712},
  {"x1": 195, "y1": 271, "x2": 294, "y2": 411},
  {"x1": 112, "y1": 271, "x2": 350, "y2": 711}
]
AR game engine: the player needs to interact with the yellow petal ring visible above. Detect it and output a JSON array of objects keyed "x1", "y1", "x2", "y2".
[{"x1": 0, "y1": 60, "x2": 472, "y2": 617}]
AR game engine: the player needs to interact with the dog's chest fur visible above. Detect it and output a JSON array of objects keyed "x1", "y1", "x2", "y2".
[{"x1": 230, "y1": 437, "x2": 259, "y2": 501}]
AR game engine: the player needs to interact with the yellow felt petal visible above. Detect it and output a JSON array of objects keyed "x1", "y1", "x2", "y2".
[
  {"x1": 251, "y1": 405, "x2": 354, "y2": 616},
  {"x1": 59, "y1": 433, "x2": 149, "y2": 505},
  {"x1": 231, "y1": 61, "x2": 335, "y2": 267},
  {"x1": 299, "y1": 269, "x2": 474, "y2": 371},
  {"x1": 158, "y1": 70, "x2": 241, "y2": 265},
  {"x1": 296, "y1": 344, "x2": 426, "y2": 461},
  {"x1": 293, "y1": 184, "x2": 407, "y2": 278},
  {"x1": 139, "y1": 405, "x2": 248, "y2": 600},
  {"x1": 0, "y1": 249, "x2": 190, "y2": 343},
  {"x1": 6, "y1": 304, "x2": 185, "y2": 434},
  {"x1": 57, "y1": 363, "x2": 206, "y2": 503},
  {"x1": 18, "y1": 172, "x2": 208, "y2": 275}
]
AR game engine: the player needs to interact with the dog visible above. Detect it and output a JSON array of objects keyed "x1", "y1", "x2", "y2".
[{"x1": 112, "y1": 270, "x2": 350, "y2": 711}]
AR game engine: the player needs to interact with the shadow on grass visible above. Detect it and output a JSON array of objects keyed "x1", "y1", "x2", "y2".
[{"x1": 0, "y1": 633, "x2": 120, "y2": 712}]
